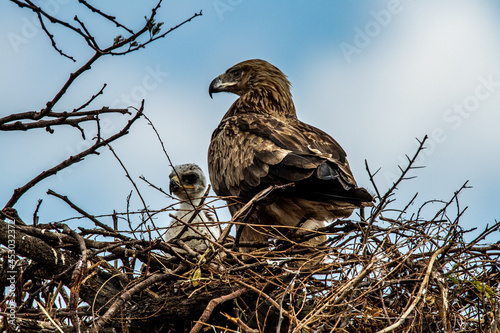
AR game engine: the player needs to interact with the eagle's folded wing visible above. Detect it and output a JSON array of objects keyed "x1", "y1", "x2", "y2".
[{"x1": 208, "y1": 113, "x2": 371, "y2": 205}]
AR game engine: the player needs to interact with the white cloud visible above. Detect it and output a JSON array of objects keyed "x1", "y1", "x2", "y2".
[{"x1": 299, "y1": 0, "x2": 500, "y2": 230}]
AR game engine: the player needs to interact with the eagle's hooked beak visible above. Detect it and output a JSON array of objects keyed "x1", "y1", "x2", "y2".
[
  {"x1": 209, "y1": 74, "x2": 237, "y2": 98},
  {"x1": 209, "y1": 76, "x2": 222, "y2": 99},
  {"x1": 169, "y1": 176, "x2": 195, "y2": 194}
]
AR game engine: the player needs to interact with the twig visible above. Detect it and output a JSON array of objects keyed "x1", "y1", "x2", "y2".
[
  {"x1": 139, "y1": 175, "x2": 172, "y2": 197},
  {"x1": 222, "y1": 312, "x2": 259, "y2": 333},
  {"x1": 90, "y1": 265, "x2": 186, "y2": 333},
  {"x1": 4, "y1": 103, "x2": 143, "y2": 209},
  {"x1": 236, "y1": 281, "x2": 294, "y2": 322},
  {"x1": 430, "y1": 180, "x2": 470, "y2": 222},
  {"x1": 0, "y1": 114, "x2": 96, "y2": 131},
  {"x1": 370, "y1": 135, "x2": 428, "y2": 224},
  {"x1": 365, "y1": 159, "x2": 381, "y2": 199},
  {"x1": 12, "y1": 0, "x2": 97, "y2": 52},
  {"x1": 73, "y1": 84, "x2": 108, "y2": 112},
  {"x1": 47, "y1": 189, "x2": 131, "y2": 241},
  {"x1": 142, "y1": 114, "x2": 201, "y2": 211},
  {"x1": 376, "y1": 244, "x2": 451, "y2": 333},
  {"x1": 77, "y1": 0, "x2": 134, "y2": 34},
  {"x1": 0, "y1": 107, "x2": 129, "y2": 127},
  {"x1": 108, "y1": 10, "x2": 203, "y2": 56},
  {"x1": 33, "y1": 9, "x2": 75, "y2": 61},
  {"x1": 33, "y1": 199, "x2": 42, "y2": 226},
  {"x1": 55, "y1": 223, "x2": 87, "y2": 331},
  {"x1": 190, "y1": 288, "x2": 248, "y2": 333},
  {"x1": 35, "y1": 299, "x2": 64, "y2": 333},
  {"x1": 107, "y1": 144, "x2": 161, "y2": 239},
  {"x1": 333, "y1": 260, "x2": 375, "y2": 305}
]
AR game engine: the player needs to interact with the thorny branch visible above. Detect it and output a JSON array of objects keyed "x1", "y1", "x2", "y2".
[{"x1": 369, "y1": 135, "x2": 428, "y2": 223}]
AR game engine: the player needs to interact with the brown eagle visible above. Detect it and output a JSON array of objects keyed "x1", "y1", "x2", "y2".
[{"x1": 208, "y1": 59, "x2": 372, "y2": 250}]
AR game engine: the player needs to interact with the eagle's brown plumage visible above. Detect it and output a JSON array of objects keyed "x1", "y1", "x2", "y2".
[{"x1": 208, "y1": 59, "x2": 372, "y2": 250}]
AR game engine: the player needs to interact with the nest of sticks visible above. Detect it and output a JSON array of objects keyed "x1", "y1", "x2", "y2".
[{"x1": 1, "y1": 138, "x2": 499, "y2": 333}]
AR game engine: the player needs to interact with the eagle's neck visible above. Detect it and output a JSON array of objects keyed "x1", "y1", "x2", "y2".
[{"x1": 224, "y1": 86, "x2": 297, "y2": 120}]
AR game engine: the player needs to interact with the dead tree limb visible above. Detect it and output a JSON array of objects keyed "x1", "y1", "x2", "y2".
[
  {"x1": 4, "y1": 103, "x2": 144, "y2": 209},
  {"x1": 190, "y1": 288, "x2": 248, "y2": 333}
]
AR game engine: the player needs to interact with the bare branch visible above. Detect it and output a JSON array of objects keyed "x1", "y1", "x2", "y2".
[
  {"x1": 190, "y1": 288, "x2": 248, "y2": 333},
  {"x1": 73, "y1": 84, "x2": 108, "y2": 112},
  {"x1": 77, "y1": 0, "x2": 135, "y2": 34},
  {"x1": 107, "y1": 10, "x2": 203, "y2": 56},
  {"x1": 107, "y1": 144, "x2": 161, "y2": 239},
  {"x1": 3, "y1": 103, "x2": 143, "y2": 208},
  {"x1": 89, "y1": 265, "x2": 187, "y2": 333},
  {"x1": 376, "y1": 244, "x2": 451, "y2": 333},
  {"x1": 34, "y1": 9, "x2": 76, "y2": 61},
  {"x1": 370, "y1": 135, "x2": 428, "y2": 223},
  {"x1": 47, "y1": 189, "x2": 131, "y2": 241}
]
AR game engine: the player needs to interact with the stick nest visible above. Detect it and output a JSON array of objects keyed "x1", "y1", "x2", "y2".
[{"x1": 1, "y1": 137, "x2": 499, "y2": 333}]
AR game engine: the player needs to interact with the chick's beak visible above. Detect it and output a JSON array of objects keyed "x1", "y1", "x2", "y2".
[
  {"x1": 169, "y1": 176, "x2": 181, "y2": 194},
  {"x1": 169, "y1": 176, "x2": 197, "y2": 194}
]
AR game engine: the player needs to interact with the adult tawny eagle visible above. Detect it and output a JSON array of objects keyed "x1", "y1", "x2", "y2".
[{"x1": 208, "y1": 59, "x2": 372, "y2": 250}]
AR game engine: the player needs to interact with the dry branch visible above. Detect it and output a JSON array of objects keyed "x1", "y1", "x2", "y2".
[
  {"x1": 3, "y1": 104, "x2": 144, "y2": 209},
  {"x1": 190, "y1": 288, "x2": 248, "y2": 333}
]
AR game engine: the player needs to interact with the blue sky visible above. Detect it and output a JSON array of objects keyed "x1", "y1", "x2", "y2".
[{"x1": 1, "y1": 0, "x2": 499, "y2": 241}]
